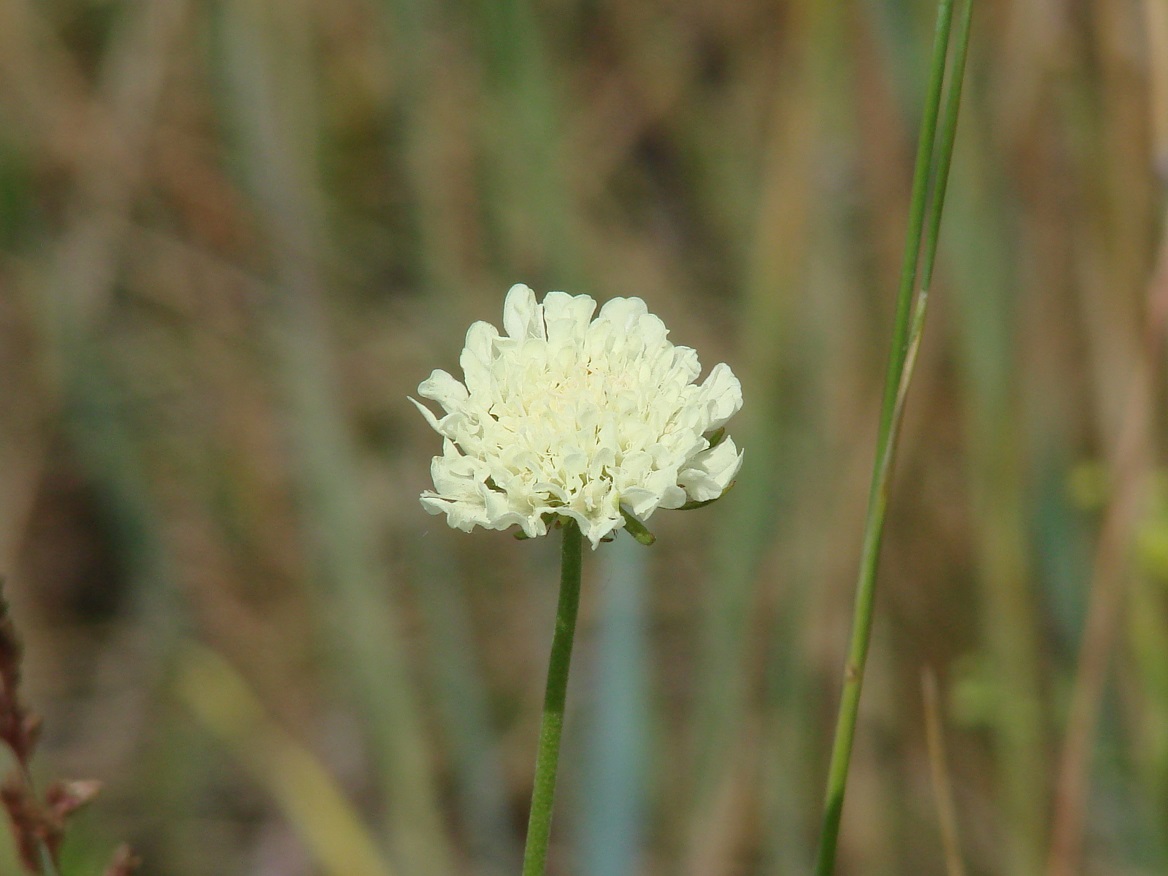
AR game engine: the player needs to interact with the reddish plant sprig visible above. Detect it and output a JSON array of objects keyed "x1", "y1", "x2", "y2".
[
  {"x1": 0, "y1": 585, "x2": 138, "y2": 875},
  {"x1": 0, "y1": 592, "x2": 40, "y2": 771}
]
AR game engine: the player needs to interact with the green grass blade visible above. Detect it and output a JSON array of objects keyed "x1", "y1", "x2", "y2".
[
  {"x1": 920, "y1": 0, "x2": 976, "y2": 294},
  {"x1": 812, "y1": 1, "x2": 972, "y2": 872},
  {"x1": 877, "y1": 0, "x2": 955, "y2": 445}
]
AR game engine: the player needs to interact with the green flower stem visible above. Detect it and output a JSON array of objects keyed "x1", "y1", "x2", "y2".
[
  {"x1": 521, "y1": 519, "x2": 584, "y2": 876},
  {"x1": 813, "y1": 0, "x2": 973, "y2": 873}
]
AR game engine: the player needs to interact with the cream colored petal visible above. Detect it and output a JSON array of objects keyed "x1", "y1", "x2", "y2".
[
  {"x1": 417, "y1": 369, "x2": 468, "y2": 411},
  {"x1": 460, "y1": 321, "x2": 499, "y2": 395},
  {"x1": 502, "y1": 284, "x2": 543, "y2": 340},
  {"x1": 678, "y1": 438, "x2": 742, "y2": 502},
  {"x1": 597, "y1": 296, "x2": 648, "y2": 331},
  {"x1": 409, "y1": 396, "x2": 443, "y2": 433},
  {"x1": 697, "y1": 363, "x2": 743, "y2": 430},
  {"x1": 543, "y1": 290, "x2": 597, "y2": 344}
]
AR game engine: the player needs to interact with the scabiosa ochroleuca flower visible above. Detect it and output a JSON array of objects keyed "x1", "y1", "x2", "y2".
[{"x1": 412, "y1": 284, "x2": 743, "y2": 548}]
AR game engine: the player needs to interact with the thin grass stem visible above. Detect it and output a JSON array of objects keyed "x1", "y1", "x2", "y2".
[
  {"x1": 812, "y1": 1, "x2": 972, "y2": 872},
  {"x1": 875, "y1": 0, "x2": 955, "y2": 442},
  {"x1": 522, "y1": 520, "x2": 585, "y2": 876},
  {"x1": 921, "y1": 0, "x2": 976, "y2": 293}
]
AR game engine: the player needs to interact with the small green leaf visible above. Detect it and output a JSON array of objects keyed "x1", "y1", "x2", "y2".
[
  {"x1": 706, "y1": 427, "x2": 726, "y2": 449},
  {"x1": 619, "y1": 508, "x2": 656, "y2": 545}
]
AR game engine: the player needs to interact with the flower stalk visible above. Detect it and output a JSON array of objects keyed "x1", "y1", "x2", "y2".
[
  {"x1": 521, "y1": 519, "x2": 585, "y2": 876},
  {"x1": 412, "y1": 285, "x2": 743, "y2": 872}
]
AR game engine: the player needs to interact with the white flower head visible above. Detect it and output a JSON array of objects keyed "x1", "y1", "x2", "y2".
[{"x1": 412, "y1": 284, "x2": 743, "y2": 548}]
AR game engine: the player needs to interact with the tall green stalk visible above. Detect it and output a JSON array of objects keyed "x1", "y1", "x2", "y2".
[
  {"x1": 522, "y1": 520, "x2": 585, "y2": 876},
  {"x1": 812, "y1": 1, "x2": 973, "y2": 872}
]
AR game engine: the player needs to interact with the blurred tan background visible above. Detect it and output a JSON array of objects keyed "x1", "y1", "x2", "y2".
[{"x1": 1, "y1": 0, "x2": 1166, "y2": 874}]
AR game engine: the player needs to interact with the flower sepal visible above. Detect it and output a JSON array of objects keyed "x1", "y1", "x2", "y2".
[
  {"x1": 677, "y1": 479, "x2": 736, "y2": 511},
  {"x1": 619, "y1": 507, "x2": 657, "y2": 546}
]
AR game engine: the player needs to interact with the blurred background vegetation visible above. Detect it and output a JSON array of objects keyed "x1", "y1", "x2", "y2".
[{"x1": 0, "y1": 0, "x2": 1165, "y2": 874}]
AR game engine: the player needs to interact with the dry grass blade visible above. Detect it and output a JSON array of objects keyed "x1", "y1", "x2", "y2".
[
  {"x1": 1046, "y1": 200, "x2": 1168, "y2": 876},
  {"x1": 922, "y1": 669, "x2": 967, "y2": 876},
  {"x1": 175, "y1": 645, "x2": 398, "y2": 876}
]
